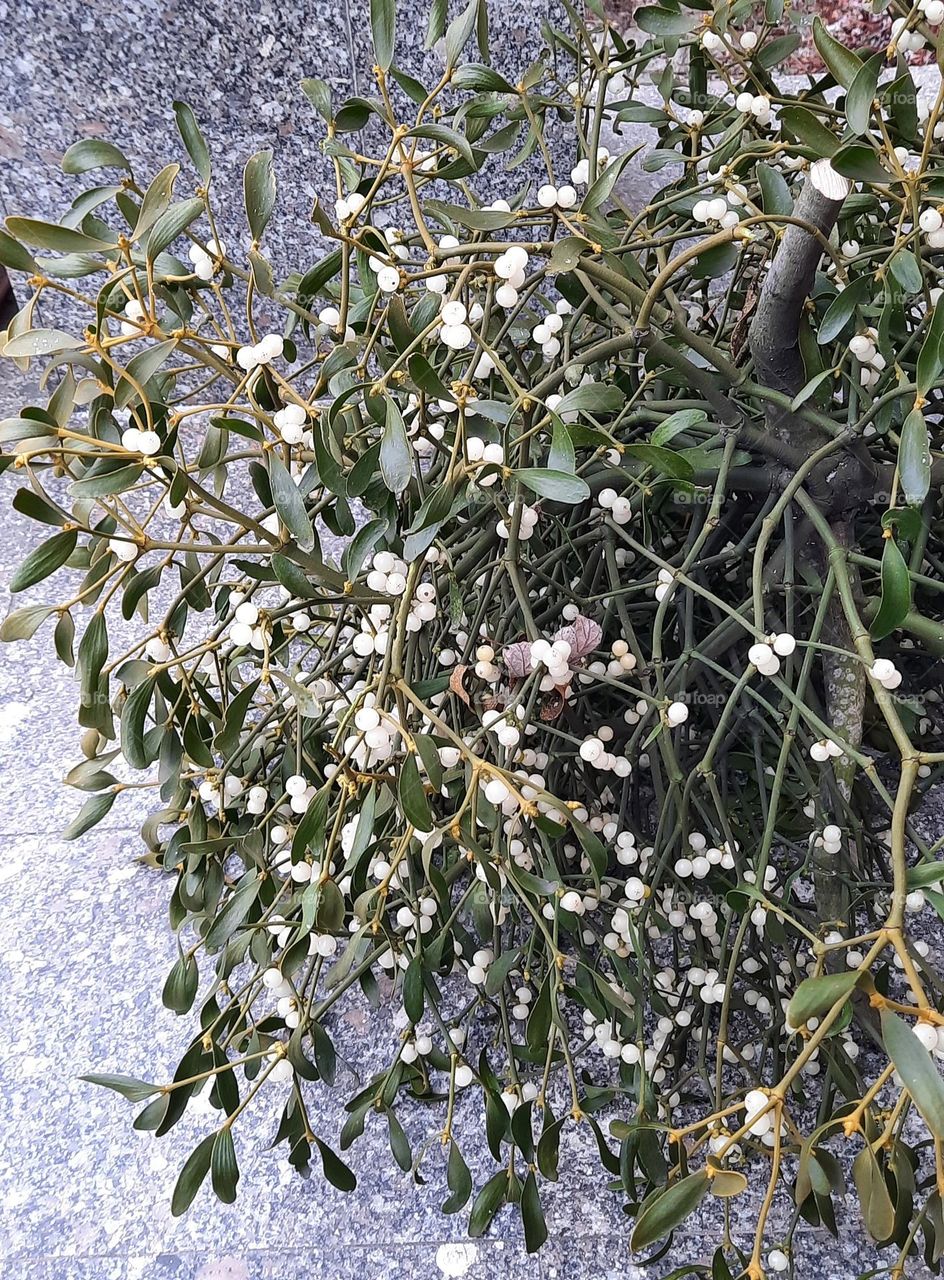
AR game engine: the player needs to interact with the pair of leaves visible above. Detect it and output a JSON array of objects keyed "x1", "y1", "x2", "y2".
[{"x1": 171, "y1": 1127, "x2": 239, "y2": 1214}]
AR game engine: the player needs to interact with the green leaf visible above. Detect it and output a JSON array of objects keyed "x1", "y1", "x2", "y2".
[
  {"x1": 469, "y1": 1169, "x2": 508, "y2": 1236},
  {"x1": 521, "y1": 1171, "x2": 548, "y2": 1253},
  {"x1": 886, "y1": 71, "x2": 918, "y2": 141},
  {"x1": 55, "y1": 610, "x2": 75, "y2": 666},
  {"x1": 171, "y1": 1132, "x2": 215, "y2": 1215},
  {"x1": 343, "y1": 518, "x2": 386, "y2": 584},
  {"x1": 650, "y1": 409, "x2": 707, "y2": 446},
  {"x1": 148, "y1": 199, "x2": 204, "y2": 261},
  {"x1": 115, "y1": 338, "x2": 178, "y2": 408},
  {"x1": 301, "y1": 78, "x2": 333, "y2": 122},
  {"x1": 386, "y1": 1109, "x2": 412, "y2": 1172},
  {"x1": 443, "y1": 1140, "x2": 473, "y2": 1213},
  {"x1": 173, "y1": 101, "x2": 211, "y2": 183},
  {"x1": 313, "y1": 1136, "x2": 356, "y2": 1190},
  {"x1": 817, "y1": 275, "x2": 871, "y2": 344},
  {"x1": 399, "y1": 752, "x2": 432, "y2": 830},
  {"x1": 406, "y1": 123, "x2": 474, "y2": 168},
  {"x1": 452, "y1": 64, "x2": 515, "y2": 92},
  {"x1": 62, "y1": 791, "x2": 116, "y2": 840},
  {"x1": 121, "y1": 675, "x2": 156, "y2": 769},
  {"x1": 549, "y1": 236, "x2": 589, "y2": 273},
  {"x1": 484, "y1": 948, "x2": 520, "y2": 997},
  {"x1": 77, "y1": 611, "x2": 107, "y2": 701},
  {"x1": 907, "y1": 860, "x2": 944, "y2": 889},
  {"x1": 424, "y1": 200, "x2": 512, "y2": 232},
  {"x1": 623, "y1": 443, "x2": 694, "y2": 480},
  {"x1": 548, "y1": 413, "x2": 576, "y2": 472},
  {"x1": 634, "y1": 6, "x2": 698, "y2": 34},
  {"x1": 34, "y1": 252, "x2": 107, "y2": 279},
  {"x1": 812, "y1": 16, "x2": 862, "y2": 88},
  {"x1": 13, "y1": 487, "x2": 68, "y2": 527},
  {"x1": 846, "y1": 53, "x2": 882, "y2": 135},
  {"x1": 370, "y1": 0, "x2": 396, "y2": 69},
  {"x1": 515, "y1": 468, "x2": 590, "y2": 504},
  {"x1": 204, "y1": 875, "x2": 260, "y2": 952},
  {"x1": 0, "y1": 603, "x2": 55, "y2": 641},
  {"x1": 581, "y1": 152, "x2": 634, "y2": 213},
  {"x1": 248, "y1": 248, "x2": 276, "y2": 298},
  {"x1": 3, "y1": 329, "x2": 84, "y2": 358},
  {"x1": 692, "y1": 242, "x2": 739, "y2": 280},
  {"x1": 61, "y1": 139, "x2": 130, "y2": 175},
  {"x1": 917, "y1": 301, "x2": 944, "y2": 396},
  {"x1": 831, "y1": 144, "x2": 889, "y2": 184},
  {"x1": 786, "y1": 971, "x2": 859, "y2": 1028},
  {"x1": 5, "y1": 217, "x2": 117, "y2": 253},
  {"x1": 758, "y1": 32, "x2": 800, "y2": 66},
  {"x1": 870, "y1": 534, "x2": 912, "y2": 641},
  {"x1": 881, "y1": 1009, "x2": 944, "y2": 1139},
  {"x1": 614, "y1": 104, "x2": 669, "y2": 125},
  {"x1": 10, "y1": 528, "x2": 77, "y2": 593},
  {"x1": 899, "y1": 408, "x2": 930, "y2": 507},
  {"x1": 0, "y1": 228, "x2": 38, "y2": 272},
  {"x1": 211, "y1": 1127, "x2": 240, "y2": 1203},
  {"x1": 162, "y1": 952, "x2": 199, "y2": 1013},
  {"x1": 778, "y1": 107, "x2": 839, "y2": 158},
  {"x1": 757, "y1": 163, "x2": 793, "y2": 215},
  {"x1": 80, "y1": 1072, "x2": 160, "y2": 1102},
  {"x1": 244, "y1": 150, "x2": 277, "y2": 244},
  {"x1": 291, "y1": 787, "x2": 330, "y2": 876},
  {"x1": 443, "y1": 0, "x2": 478, "y2": 69},
  {"x1": 852, "y1": 1143, "x2": 895, "y2": 1242},
  {"x1": 271, "y1": 551, "x2": 340, "y2": 598},
  {"x1": 556, "y1": 382, "x2": 622, "y2": 415},
  {"x1": 131, "y1": 163, "x2": 180, "y2": 241},
  {"x1": 426, "y1": 0, "x2": 448, "y2": 48},
  {"x1": 268, "y1": 450, "x2": 315, "y2": 551},
  {"x1": 889, "y1": 249, "x2": 922, "y2": 295},
  {"x1": 409, "y1": 353, "x2": 451, "y2": 399},
  {"x1": 380, "y1": 401, "x2": 413, "y2": 495},
  {"x1": 631, "y1": 1170, "x2": 711, "y2": 1251},
  {"x1": 404, "y1": 955, "x2": 424, "y2": 1023},
  {"x1": 71, "y1": 462, "x2": 144, "y2": 498}
]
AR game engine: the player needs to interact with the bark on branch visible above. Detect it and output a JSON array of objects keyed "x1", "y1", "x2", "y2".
[
  {"x1": 749, "y1": 160, "x2": 850, "y2": 408},
  {"x1": 748, "y1": 160, "x2": 867, "y2": 929},
  {"x1": 749, "y1": 161, "x2": 874, "y2": 515}
]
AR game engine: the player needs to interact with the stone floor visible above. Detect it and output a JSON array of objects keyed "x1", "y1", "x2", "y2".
[{"x1": 0, "y1": 0, "x2": 933, "y2": 1276}]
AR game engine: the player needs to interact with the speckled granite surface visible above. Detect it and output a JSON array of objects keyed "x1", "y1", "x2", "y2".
[{"x1": 0, "y1": 3, "x2": 927, "y2": 1278}]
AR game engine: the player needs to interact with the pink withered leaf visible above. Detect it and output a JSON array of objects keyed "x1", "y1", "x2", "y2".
[
  {"x1": 553, "y1": 614, "x2": 602, "y2": 661},
  {"x1": 501, "y1": 640, "x2": 533, "y2": 679}
]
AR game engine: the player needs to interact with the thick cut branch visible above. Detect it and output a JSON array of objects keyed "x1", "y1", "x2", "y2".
[
  {"x1": 749, "y1": 163, "x2": 875, "y2": 513},
  {"x1": 748, "y1": 162, "x2": 867, "y2": 930},
  {"x1": 749, "y1": 160, "x2": 850, "y2": 406}
]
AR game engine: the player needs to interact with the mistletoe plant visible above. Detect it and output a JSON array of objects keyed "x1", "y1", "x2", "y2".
[{"x1": 5, "y1": 0, "x2": 944, "y2": 1273}]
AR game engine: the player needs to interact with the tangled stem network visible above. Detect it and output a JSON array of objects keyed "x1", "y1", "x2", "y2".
[{"x1": 5, "y1": 0, "x2": 944, "y2": 1272}]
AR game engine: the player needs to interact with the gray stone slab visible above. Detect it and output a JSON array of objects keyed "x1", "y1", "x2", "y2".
[
  {"x1": 0, "y1": 0, "x2": 356, "y2": 251},
  {"x1": 0, "y1": 822, "x2": 536, "y2": 1266},
  {"x1": 14, "y1": 1243, "x2": 544, "y2": 1280}
]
